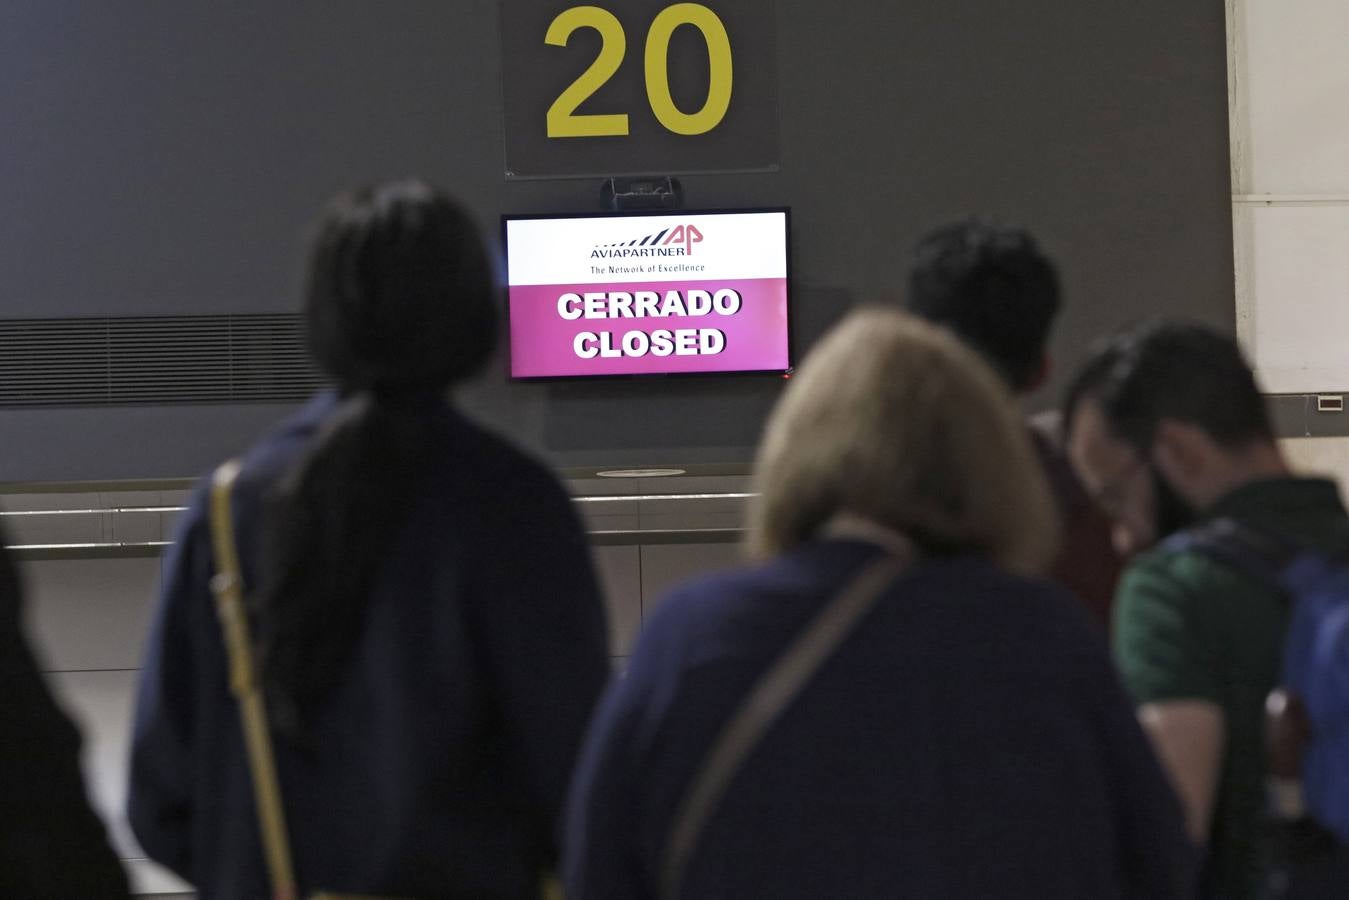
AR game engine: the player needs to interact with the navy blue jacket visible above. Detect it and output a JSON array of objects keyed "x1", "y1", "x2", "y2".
[
  {"x1": 565, "y1": 539, "x2": 1194, "y2": 899},
  {"x1": 129, "y1": 392, "x2": 610, "y2": 899}
]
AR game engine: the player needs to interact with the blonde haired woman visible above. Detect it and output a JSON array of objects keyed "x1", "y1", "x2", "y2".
[{"x1": 564, "y1": 309, "x2": 1194, "y2": 900}]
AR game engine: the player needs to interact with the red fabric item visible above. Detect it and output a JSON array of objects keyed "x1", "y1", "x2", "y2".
[{"x1": 1029, "y1": 416, "x2": 1123, "y2": 630}]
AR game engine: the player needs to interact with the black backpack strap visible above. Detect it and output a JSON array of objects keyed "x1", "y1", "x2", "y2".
[{"x1": 1163, "y1": 517, "x2": 1300, "y2": 593}]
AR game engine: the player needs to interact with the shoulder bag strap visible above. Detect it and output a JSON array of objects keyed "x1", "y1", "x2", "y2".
[
  {"x1": 658, "y1": 553, "x2": 907, "y2": 900},
  {"x1": 209, "y1": 459, "x2": 300, "y2": 900}
]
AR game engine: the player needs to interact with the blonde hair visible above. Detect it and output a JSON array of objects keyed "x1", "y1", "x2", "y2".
[{"x1": 749, "y1": 308, "x2": 1058, "y2": 575}]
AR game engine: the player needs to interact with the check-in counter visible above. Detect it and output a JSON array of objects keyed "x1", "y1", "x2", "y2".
[{"x1": 2, "y1": 474, "x2": 753, "y2": 896}]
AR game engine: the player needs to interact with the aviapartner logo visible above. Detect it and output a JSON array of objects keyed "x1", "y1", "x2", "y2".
[{"x1": 590, "y1": 223, "x2": 703, "y2": 259}]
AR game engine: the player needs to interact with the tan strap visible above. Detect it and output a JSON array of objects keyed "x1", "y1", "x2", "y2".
[
  {"x1": 209, "y1": 459, "x2": 299, "y2": 900},
  {"x1": 658, "y1": 554, "x2": 907, "y2": 900}
]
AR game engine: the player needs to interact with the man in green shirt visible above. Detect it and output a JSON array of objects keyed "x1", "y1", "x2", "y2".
[{"x1": 1063, "y1": 322, "x2": 1349, "y2": 900}]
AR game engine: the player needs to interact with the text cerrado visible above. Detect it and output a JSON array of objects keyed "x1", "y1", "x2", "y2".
[{"x1": 556, "y1": 288, "x2": 742, "y2": 320}]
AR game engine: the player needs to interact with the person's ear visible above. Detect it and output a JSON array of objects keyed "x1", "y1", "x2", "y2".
[{"x1": 1150, "y1": 419, "x2": 1213, "y2": 489}]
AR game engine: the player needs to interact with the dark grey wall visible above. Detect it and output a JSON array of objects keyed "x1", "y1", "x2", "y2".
[{"x1": 0, "y1": 1, "x2": 1233, "y2": 482}]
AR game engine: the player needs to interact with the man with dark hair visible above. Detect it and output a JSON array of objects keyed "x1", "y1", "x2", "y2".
[
  {"x1": 1063, "y1": 321, "x2": 1349, "y2": 900},
  {"x1": 908, "y1": 219, "x2": 1121, "y2": 626}
]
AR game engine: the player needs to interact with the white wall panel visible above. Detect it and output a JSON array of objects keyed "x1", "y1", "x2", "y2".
[
  {"x1": 1241, "y1": 1, "x2": 1349, "y2": 195},
  {"x1": 1231, "y1": 0, "x2": 1349, "y2": 391},
  {"x1": 1242, "y1": 204, "x2": 1349, "y2": 393}
]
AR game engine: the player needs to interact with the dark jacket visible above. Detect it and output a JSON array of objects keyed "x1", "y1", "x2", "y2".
[
  {"x1": 128, "y1": 392, "x2": 610, "y2": 899},
  {"x1": 0, "y1": 531, "x2": 130, "y2": 899},
  {"x1": 565, "y1": 539, "x2": 1194, "y2": 900}
]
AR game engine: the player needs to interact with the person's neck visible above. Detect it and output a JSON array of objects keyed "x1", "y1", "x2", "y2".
[
  {"x1": 1197, "y1": 442, "x2": 1291, "y2": 509},
  {"x1": 821, "y1": 512, "x2": 918, "y2": 561}
]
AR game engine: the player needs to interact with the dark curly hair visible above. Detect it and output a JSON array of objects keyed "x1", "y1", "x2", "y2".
[{"x1": 906, "y1": 218, "x2": 1060, "y2": 392}]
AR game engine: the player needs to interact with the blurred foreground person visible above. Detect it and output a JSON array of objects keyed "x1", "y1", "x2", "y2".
[
  {"x1": 565, "y1": 309, "x2": 1194, "y2": 900},
  {"x1": 0, "y1": 527, "x2": 130, "y2": 898},
  {"x1": 129, "y1": 181, "x2": 609, "y2": 899}
]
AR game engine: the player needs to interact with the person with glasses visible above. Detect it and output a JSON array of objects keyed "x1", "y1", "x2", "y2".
[{"x1": 1064, "y1": 321, "x2": 1349, "y2": 900}]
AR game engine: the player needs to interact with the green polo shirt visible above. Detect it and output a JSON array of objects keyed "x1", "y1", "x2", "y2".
[{"x1": 1113, "y1": 477, "x2": 1349, "y2": 900}]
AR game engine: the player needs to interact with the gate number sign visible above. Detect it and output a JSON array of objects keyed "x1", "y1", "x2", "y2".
[
  {"x1": 544, "y1": 4, "x2": 734, "y2": 138},
  {"x1": 500, "y1": 0, "x2": 779, "y2": 179}
]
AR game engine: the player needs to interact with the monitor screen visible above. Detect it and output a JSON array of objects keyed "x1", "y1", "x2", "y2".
[{"x1": 503, "y1": 208, "x2": 790, "y2": 379}]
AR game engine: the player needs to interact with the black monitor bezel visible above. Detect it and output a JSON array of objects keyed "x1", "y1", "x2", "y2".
[{"x1": 500, "y1": 206, "x2": 793, "y2": 382}]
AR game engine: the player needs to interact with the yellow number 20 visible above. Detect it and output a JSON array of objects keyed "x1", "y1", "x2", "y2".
[{"x1": 545, "y1": 3, "x2": 734, "y2": 139}]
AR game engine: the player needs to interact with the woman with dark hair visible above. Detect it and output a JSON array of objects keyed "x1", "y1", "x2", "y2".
[{"x1": 128, "y1": 180, "x2": 609, "y2": 899}]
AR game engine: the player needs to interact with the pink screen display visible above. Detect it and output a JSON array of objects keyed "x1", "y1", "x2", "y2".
[{"x1": 505, "y1": 211, "x2": 789, "y2": 378}]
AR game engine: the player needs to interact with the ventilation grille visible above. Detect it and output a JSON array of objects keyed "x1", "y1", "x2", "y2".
[{"x1": 0, "y1": 314, "x2": 324, "y2": 407}]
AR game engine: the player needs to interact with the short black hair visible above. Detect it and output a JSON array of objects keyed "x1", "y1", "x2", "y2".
[
  {"x1": 1062, "y1": 320, "x2": 1273, "y2": 451},
  {"x1": 906, "y1": 218, "x2": 1060, "y2": 391}
]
